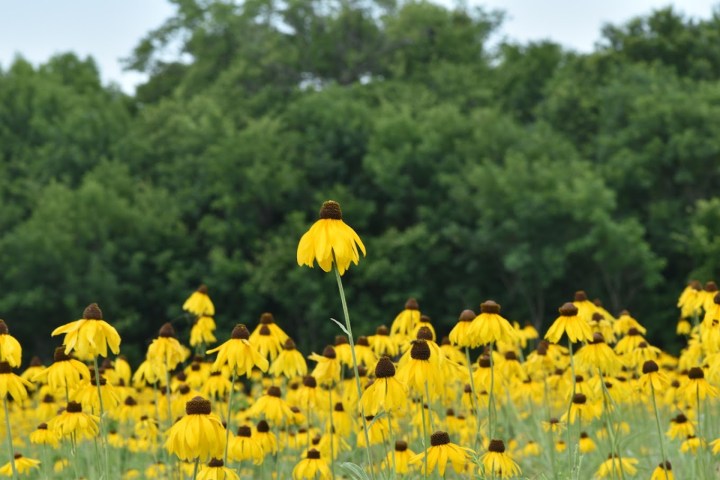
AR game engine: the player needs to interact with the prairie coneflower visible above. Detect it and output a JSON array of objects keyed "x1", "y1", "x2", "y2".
[
  {"x1": 228, "y1": 426, "x2": 264, "y2": 465},
  {"x1": 250, "y1": 312, "x2": 289, "y2": 346},
  {"x1": 449, "y1": 309, "x2": 477, "y2": 348},
  {"x1": 469, "y1": 301, "x2": 517, "y2": 346},
  {"x1": 252, "y1": 324, "x2": 283, "y2": 362},
  {"x1": 254, "y1": 420, "x2": 278, "y2": 456},
  {"x1": 51, "y1": 303, "x2": 121, "y2": 359},
  {"x1": 196, "y1": 458, "x2": 239, "y2": 480},
  {"x1": 411, "y1": 315, "x2": 437, "y2": 342},
  {"x1": 563, "y1": 393, "x2": 600, "y2": 424},
  {"x1": 353, "y1": 336, "x2": 377, "y2": 367},
  {"x1": 545, "y1": 303, "x2": 593, "y2": 344},
  {"x1": 270, "y1": 339, "x2": 308, "y2": 378},
  {"x1": 292, "y1": 449, "x2": 331, "y2": 480},
  {"x1": 148, "y1": 323, "x2": 187, "y2": 371},
  {"x1": 0, "y1": 320, "x2": 22, "y2": 367},
  {"x1": 638, "y1": 360, "x2": 670, "y2": 393},
  {"x1": 384, "y1": 440, "x2": 416, "y2": 474},
  {"x1": 183, "y1": 284, "x2": 215, "y2": 317},
  {"x1": 391, "y1": 298, "x2": 421, "y2": 337},
  {"x1": 575, "y1": 333, "x2": 621, "y2": 375},
  {"x1": 479, "y1": 439, "x2": 522, "y2": 479},
  {"x1": 296, "y1": 200, "x2": 366, "y2": 275},
  {"x1": 246, "y1": 386, "x2": 294, "y2": 424},
  {"x1": 360, "y1": 356, "x2": 406, "y2": 415},
  {"x1": 410, "y1": 431, "x2": 474, "y2": 477},
  {"x1": 578, "y1": 432, "x2": 596, "y2": 453},
  {"x1": 667, "y1": 413, "x2": 694, "y2": 440},
  {"x1": 678, "y1": 367, "x2": 718, "y2": 404},
  {"x1": 680, "y1": 435, "x2": 705, "y2": 453},
  {"x1": 308, "y1": 346, "x2": 341, "y2": 386},
  {"x1": 190, "y1": 315, "x2": 217, "y2": 347},
  {"x1": 49, "y1": 401, "x2": 99, "y2": 441},
  {"x1": 29, "y1": 423, "x2": 60, "y2": 448},
  {"x1": 33, "y1": 346, "x2": 91, "y2": 394},
  {"x1": 395, "y1": 340, "x2": 443, "y2": 396},
  {"x1": 650, "y1": 461, "x2": 674, "y2": 480},
  {"x1": 0, "y1": 454, "x2": 40, "y2": 476},
  {"x1": 206, "y1": 324, "x2": 269, "y2": 377},
  {"x1": 595, "y1": 454, "x2": 638, "y2": 477},
  {"x1": 0, "y1": 361, "x2": 32, "y2": 401},
  {"x1": 368, "y1": 325, "x2": 399, "y2": 358},
  {"x1": 164, "y1": 396, "x2": 226, "y2": 462}
]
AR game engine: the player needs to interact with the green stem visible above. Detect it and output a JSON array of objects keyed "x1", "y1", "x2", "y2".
[
  {"x1": 93, "y1": 356, "x2": 110, "y2": 480},
  {"x1": 387, "y1": 409, "x2": 396, "y2": 476},
  {"x1": 224, "y1": 371, "x2": 237, "y2": 465},
  {"x1": 465, "y1": 347, "x2": 481, "y2": 451},
  {"x1": 192, "y1": 457, "x2": 200, "y2": 480},
  {"x1": 328, "y1": 387, "x2": 335, "y2": 480},
  {"x1": 598, "y1": 369, "x2": 623, "y2": 480},
  {"x1": 3, "y1": 397, "x2": 18, "y2": 480},
  {"x1": 488, "y1": 342, "x2": 496, "y2": 440},
  {"x1": 566, "y1": 340, "x2": 576, "y2": 477},
  {"x1": 650, "y1": 382, "x2": 669, "y2": 480},
  {"x1": 421, "y1": 393, "x2": 428, "y2": 479},
  {"x1": 332, "y1": 259, "x2": 375, "y2": 480}
]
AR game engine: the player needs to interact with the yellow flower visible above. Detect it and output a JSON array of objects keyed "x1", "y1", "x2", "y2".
[
  {"x1": 410, "y1": 431, "x2": 474, "y2": 477},
  {"x1": 595, "y1": 454, "x2": 638, "y2": 477},
  {"x1": 0, "y1": 454, "x2": 40, "y2": 476},
  {"x1": 469, "y1": 301, "x2": 517, "y2": 346},
  {"x1": 29, "y1": 423, "x2": 60, "y2": 447},
  {"x1": 667, "y1": 413, "x2": 694, "y2": 440},
  {"x1": 254, "y1": 420, "x2": 278, "y2": 456},
  {"x1": 562, "y1": 393, "x2": 601, "y2": 424},
  {"x1": 190, "y1": 316, "x2": 217, "y2": 347},
  {"x1": 51, "y1": 303, "x2": 121, "y2": 359},
  {"x1": 574, "y1": 333, "x2": 621, "y2": 375},
  {"x1": 391, "y1": 298, "x2": 421, "y2": 337},
  {"x1": 545, "y1": 302, "x2": 593, "y2": 344},
  {"x1": 395, "y1": 340, "x2": 443, "y2": 396},
  {"x1": 206, "y1": 324, "x2": 269, "y2": 377},
  {"x1": 448, "y1": 309, "x2": 476, "y2": 348},
  {"x1": 0, "y1": 320, "x2": 22, "y2": 367},
  {"x1": 229, "y1": 426, "x2": 264, "y2": 464},
  {"x1": 680, "y1": 435, "x2": 705, "y2": 454},
  {"x1": 297, "y1": 200, "x2": 366, "y2": 275},
  {"x1": 651, "y1": 461, "x2": 674, "y2": 480},
  {"x1": 384, "y1": 440, "x2": 416, "y2": 474},
  {"x1": 183, "y1": 284, "x2": 215, "y2": 317},
  {"x1": 478, "y1": 439, "x2": 522, "y2": 479},
  {"x1": 197, "y1": 459, "x2": 239, "y2": 480},
  {"x1": 360, "y1": 357, "x2": 406, "y2": 415},
  {"x1": 579, "y1": 432, "x2": 596, "y2": 453},
  {"x1": 0, "y1": 361, "x2": 31, "y2": 400},
  {"x1": 33, "y1": 346, "x2": 91, "y2": 393},
  {"x1": 269, "y1": 339, "x2": 307, "y2": 378},
  {"x1": 678, "y1": 367, "x2": 718, "y2": 402},
  {"x1": 368, "y1": 325, "x2": 399, "y2": 357},
  {"x1": 308, "y1": 346, "x2": 341, "y2": 386},
  {"x1": 292, "y1": 449, "x2": 332, "y2": 480},
  {"x1": 49, "y1": 401, "x2": 99, "y2": 441},
  {"x1": 250, "y1": 312, "x2": 289, "y2": 347},
  {"x1": 165, "y1": 396, "x2": 226, "y2": 462},
  {"x1": 638, "y1": 360, "x2": 670, "y2": 393},
  {"x1": 678, "y1": 280, "x2": 703, "y2": 318},
  {"x1": 245, "y1": 386, "x2": 294, "y2": 424},
  {"x1": 147, "y1": 323, "x2": 188, "y2": 371}
]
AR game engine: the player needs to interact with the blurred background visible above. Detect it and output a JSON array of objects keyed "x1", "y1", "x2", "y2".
[{"x1": 1, "y1": 0, "x2": 719, "y2": 361}]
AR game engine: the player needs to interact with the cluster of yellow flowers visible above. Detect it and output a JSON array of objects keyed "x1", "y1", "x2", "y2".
[{"x1": 0, "y1": 200, "x2": 718, "y2": 480}]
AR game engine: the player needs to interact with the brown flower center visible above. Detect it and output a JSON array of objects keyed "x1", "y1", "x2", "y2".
[
  {"x1": 430, "y1": 431, "x2": 450, "y2": 446},
  {"x1": 307, "y1": 449, "x2": 321, "y2": 459},
  {"x1": 405, "y1": 298, "x2": 419, "y2": 310},
  {"x1": 231, "y1": 324, "x2": 250, "y2": 340},
  {"x1": 375, "y1": 357, "x2": 396, "y2": 378},
  {"x1": 488, "y1": 439, "x2": 506, "y2": 453},
  {"x1": 642, "y1": 361, "x2": 659, "y2": 374},
  {"x1": 480, "y1": 300, "x2": 500, "y2": 314},
  {"x1": 559, "y1": 303, "x2": 578, "y2": 316},
  {"x1": 410, "y1": 340, "x2": 431, "y2": 360},
  {"x1": 185, "y1": 396, "x2": 211, "y2": 415},
  {"x1": 83, "y1": 303, "x2": 103, "y2": 320},
  {"x1": 319, "y1": 201, "x2": 342, "y2": 220},
  {"x1": 159, "y1": 322, "x2": 175, "y2": 338}
]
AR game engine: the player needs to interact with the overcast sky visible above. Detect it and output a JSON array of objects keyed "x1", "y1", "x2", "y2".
[{"x1": 1, "y1": 0, "x2": 718, "y2": 93}]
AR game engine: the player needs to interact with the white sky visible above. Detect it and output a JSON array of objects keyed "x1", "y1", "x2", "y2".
[{"x1": 0, "y1": 0, "x2": 717, "y2": 93}]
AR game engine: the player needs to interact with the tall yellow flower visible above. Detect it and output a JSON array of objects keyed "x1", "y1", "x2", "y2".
[
  {"x1": 51, "y1": 303, "x2": 121, "y2": 359},
  {"x1": 147, "y1": 323, "x2": 188, "y2": 371},
  {"x1": 165, "y1": 396, "x2": 226, "y2": 462},
  {"x1": 410, "y1": 431, "x2": 474, "y2": 477},
  {"x1": 0, "y1": 320, "x2": 22, "y2": 367},
  {"x1": 206, "y1": 324, "x2": 269, "y2": 377},
  {"x1": 545, "y1": 302, "x2": 593, "y2": 344},
  {"x1": 0, "y1": 361, "x2": 32, "y2": 401},
  {"x1": 360, "y1": 356, "x2": 406, "y2": 415},
  {"x1": 479, "y1": 439, "x2": 522, "y2": 479},
  {"x1": 391, "y1": 298, "x2": 421, "y2": 337},
  {"x1": 296, "y1": 200, "x2": 366, "y2": 275},
  {"x1": 468, "y1": 301, "x2": 517, "y2": 346},
  {"x1": 183, "y1": 284, "x2": 215, "y2": 317}
]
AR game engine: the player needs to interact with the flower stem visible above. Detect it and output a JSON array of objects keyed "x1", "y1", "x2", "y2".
[
  {"x1": 192, "y1": 457, "x2": 200, "y2": 480},
  {"x1": 421, "y1": 395, "x2": 428, "y2": 479},
  {"x1": 465, "y1": 347, "x2": 481, "y2": 451},
  {"x1": 93, "y1": 356, "x2": 110, "y2": 480},
  {"x1": 2, "y1": 397, "x2": 18, "y2": 480},
  {"x1": 650, "y1": 383, "x2": 669, "y2": 480},
  {"x1": 224, "y1": 371, "x2": 237, "y2": 465},
  {"x1": 565, "y1": 339, "x2": 576, "y2": 476},
  {"x1": 328, "y1": 387, "x2": 335, "y2": 480},
  {"x1": 332, "y1": 259, "x2": 375, "y2": 480},
  {"x1": 488, "y1": 342, "x2": 496, "y2": 440}
]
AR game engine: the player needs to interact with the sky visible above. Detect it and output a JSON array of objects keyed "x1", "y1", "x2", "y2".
[{"x1": 0, "y1": 0, "x2": 718, "y2": 93}]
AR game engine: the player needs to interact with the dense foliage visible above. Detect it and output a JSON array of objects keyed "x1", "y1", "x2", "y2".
[{"x1": 2, "y1": 0, "x2": 719, "y2": 358}]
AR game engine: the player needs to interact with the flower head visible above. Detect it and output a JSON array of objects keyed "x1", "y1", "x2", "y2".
[
  {"x1": 164, "y1": 396, "x2": 226, "y2": 462},
  {"x1": 292, "y1": 449, "x2": 331, "y2": 480},
  {"x1": 51, "y1": 303, "x2": 121, "y2": 359},
  {"x1": 196, "y1": 458, "x2": 239, "y2": 480},
  {"x1": 206, "y1": 324, "x2": 269, "y2": 377},
  {"x1": 410, "y1": 431, "x2": 474, "y2": 477},
  {"x1": 0, "y1": 320, "x2": 22, "y2": 367},
  {"x1": 297, "y1": 200, "x2": 366, "y2": 275},
  {"x1": 545, "y1": 302, "x2": 594, "y2": 344},
  {"x1": 479, "y1": 439, "x2": 522, "y2": 479},
  {"x1": 183, "y1": 284, "x2": 215, "y2": 317},
  {"x1": 0, "y1": 454, "x2": 40, "y2": 476}
]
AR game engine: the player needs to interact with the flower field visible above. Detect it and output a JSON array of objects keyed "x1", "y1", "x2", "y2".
[{"x1": 0, "y1": 201, "x2": 719, "y2": 479}]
